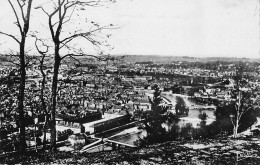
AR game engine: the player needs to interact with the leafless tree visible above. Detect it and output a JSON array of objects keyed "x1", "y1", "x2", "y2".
[
  {"x1": 229, "y1": 63, "x2": 256, "y2": 138},
  {"x1": 0, "y1": 0, "x2": 34, "y2": 151},
  {"x1": 34, "y1": 36, "x2": 52, "y2": 150},
  {"x1": 36, "y1": 0, "x2": 115, "y2": 150}
]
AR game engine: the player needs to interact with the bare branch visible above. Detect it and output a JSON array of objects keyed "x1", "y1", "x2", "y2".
[
  {"x1": 66, "y1": 4, "x2": 76, "y2": 23},
  {"x1": 67, "y1": 55, "x2": 82, "y2": 65},
  {"x1": 33, "y1": 36, "x2": 49, "y2": 54},
  {"x1": 60, "y1": 53, "x2": 101, "y2": 61},
  {"x1": 55, "y1": 0, "x2": 75, "y2": 39},
  {"x1": 0, "y1": 31, "x2": 20, "y2": 44},
  {"x1": 71, "y1": 0, "x2": 103, "y2": 7},
  {"x1": 60, "y1": 25, "x2": 112, "y2": 44},
  {"x1": 8, "y1": 0, "x2": 23, "y2": 34},
  {"x1": 23, "y1": 0, "x2": 33, "y2": 34},
  {"x1": 45, "y1": 0, "x2": 66, "y2": 41},
  {"x1": 35, "y1": 6, "x2": 50, "y2": 16},
  {"x1": 16, "y1": 0, "x2": 26, "y2": 22}
]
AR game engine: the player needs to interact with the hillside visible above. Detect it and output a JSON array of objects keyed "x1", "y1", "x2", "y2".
[{"x1": 1, "y1": 137, "x2": 260, "y2": 164}]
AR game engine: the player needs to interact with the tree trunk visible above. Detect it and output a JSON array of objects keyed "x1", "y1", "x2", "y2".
[
  {"x1": 233, "y1": 118, "x2": 239, "y2": 138},
  {"x1": 4, "y1": 0, "x2": 33, "y2": 152},
  {"x1": 43, "y1": 116, "x2": 47, "y2": 150},
  {"x1": 50, "y1": 45, "x2": 60, "y2": 151},
  {"x1": 18, "y1": 37, "x2": 27, "y2": 151},
  {"x1": 40, "y1": 64, "x2": 47, "y2": 150}
]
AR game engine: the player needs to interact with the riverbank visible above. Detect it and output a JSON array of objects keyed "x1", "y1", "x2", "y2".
[
  {"x1": 2, "y1": 115, "x2": 260, "y2": 164},
  {"x1": 161, "y1": 92, "x2": 216, "y2": 127}
]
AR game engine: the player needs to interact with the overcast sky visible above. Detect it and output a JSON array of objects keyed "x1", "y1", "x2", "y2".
[{"x1": 0, "y1": 0, "x2": 259, "y2": 58}]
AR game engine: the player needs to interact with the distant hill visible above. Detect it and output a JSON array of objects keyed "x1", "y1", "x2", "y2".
[
  {"x1": 0, "y1": 54, "x2": 259, "y2": 67},
  {"x1": 121, "y1": 55, "x2": 260, "y2": 64}
]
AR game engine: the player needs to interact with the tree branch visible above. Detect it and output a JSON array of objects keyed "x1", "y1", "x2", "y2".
[
  {"x1": 33, "y1": 36, "x2": 49, "y2": 55},
  {"x1": 8, "y1": 0, "x2": 23, "y2": 34},
  {"x1": 0, "y1": 31, "x2": 20, "y2": 44},
  {"x1": 23, "y1": 0, "x2": 33, "y2": 34},
  {"x1": 60, "y1": 25, "x2": 112, "y2": 44},
  {"x1": 16, "y1": 0, "x2": 26, "y2": 23},
  {"x1": 46, "y1": 0, "x2": 66, "y2": 41},
  {"x1": 35, "y1": 6, "x2": 50, "y2": 16},
  {"x1": 60, "y1": 53, "x2": 102, "y2": 61}
]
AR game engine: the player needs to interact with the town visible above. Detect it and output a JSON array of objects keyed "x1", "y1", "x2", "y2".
[
  {"x1": 0, "y1": 0, "x2": 259, "y2": 164},
  {"x1": 1, "y1": 55, "x2": 260, "y2": 164}
]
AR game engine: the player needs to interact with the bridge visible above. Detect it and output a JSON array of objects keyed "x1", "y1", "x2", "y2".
[
  {"x1": 105, "y1": 139, "x2": 136, "y2": 149},
  {"x1": 80, "y1": 137, "x2": 136, "y2": 153}
]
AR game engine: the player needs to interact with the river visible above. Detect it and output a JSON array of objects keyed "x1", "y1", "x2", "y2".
[
  {"x1": 161, "y1": 93, "x2": 216, "y2": 127},
  {"x1": 87, "y1": 93, "x2": 216, "y2": 153}
]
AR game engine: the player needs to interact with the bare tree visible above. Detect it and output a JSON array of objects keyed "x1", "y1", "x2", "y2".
[
  {"x1": 36, "y1": 0, "x2": 115, "y2": 150},
  {"x1": 34, "y1": 37, "x2": 51, "y2": 150},
  {"x1": 0, "y1": 0, "x2": 34, "y2": 151},
  {"x1": 229, "y1": 63, "x2": 256, "y2": 138}
]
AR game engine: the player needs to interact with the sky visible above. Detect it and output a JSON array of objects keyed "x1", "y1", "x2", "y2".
[{"x1": 0, "y1": 0, "x2": 259, "y2": 58}]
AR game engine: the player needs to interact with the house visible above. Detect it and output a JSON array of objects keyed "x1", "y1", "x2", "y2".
[
  {"x1": 133, "y1": 102, "x2": 151, "y2": 111},
  {"x1": 205, "y1": 88, "x2": 216, "y2": 95},
  {"x1": 216, "y1": 91, "x2": 231, "y2": 100}
]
